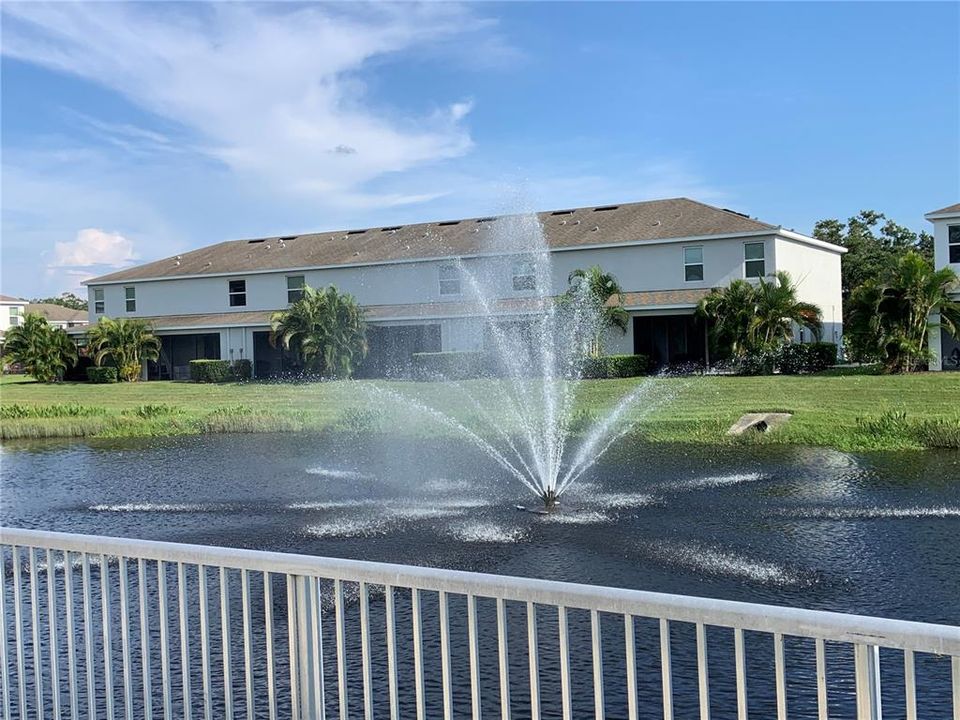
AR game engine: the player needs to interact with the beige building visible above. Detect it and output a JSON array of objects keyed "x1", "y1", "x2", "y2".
[{"x1": 84, "y1": 197, "x2": 846, "y2": 378}]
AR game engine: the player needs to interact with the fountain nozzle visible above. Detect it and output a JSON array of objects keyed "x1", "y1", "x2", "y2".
[{"x1": 541, "y1": 489, "x2": 560, "y2": 511}]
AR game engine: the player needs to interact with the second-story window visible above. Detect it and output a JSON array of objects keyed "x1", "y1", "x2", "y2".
[
  {"x1": 438, "y1": 264, "x2": 461, "y2": 296},
  {"x1": 683, "y1": 246, "x2": 704, "y2": 281},
  {"x1": 744, "y1": 242, "x2": 766, "y2": 278},
  {"x1": 9, "y1": 306, "x2": 20, "y2": 327},
  {"x1": 229, "y1": 280, "x2": 247, "y2": 307},
  {"x1": 512, "y1": 259, "x2": 536, "y2": 292},
  {"x1": 950, "y1": 225, "x2": 960, "y2": 264},
  {"x1": 124, "y1": 287, "x2": 136, "y2": 313},
  {"x1": 93, "y1": 288, "x2": 104, "y2": 314},
  {"x1": 287, "y1": 275, "x2": 305, "y2": 303}
]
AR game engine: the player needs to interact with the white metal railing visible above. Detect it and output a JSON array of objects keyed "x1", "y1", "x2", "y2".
[{"x1": 1, "y1": 526, "x2": 959, "y2": 720}]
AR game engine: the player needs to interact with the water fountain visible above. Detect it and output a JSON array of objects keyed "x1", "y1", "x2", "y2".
[{"x1": 370, "y1": 209, "x2": 679, "y2": 510}]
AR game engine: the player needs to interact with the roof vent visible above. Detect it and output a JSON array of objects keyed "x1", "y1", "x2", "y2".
[
  {"x1": 279, "y1": 235, "x2": 297, "y2": 241},
  {"x1": 560, "y1": 220, "x2": 567, "y2": 225},
  {"x1": 176, "y1": 255, "x2": 182, "y2": 260},
  {"x1": 652, "y1": 220, "x2": 661, "y2": 227},
  {"x1": 722, "y1": 208, "x2": 750, "y2": 219},
  {"x1": 593, "y1": 205, "x2": 619, "y2": 212},
  {"x1": 347, "y1": 229, "x2": 367, "y2": 235},
  {"x1": 472, "y1": 228, "x2": 480, "y2": 233},
  {"x1": 438, "y1": 220, "x2": 461, "y2": 226},
  {"x1": 381, "y1": 226, "x2": 403, "y2": 232},
  {"x1": 551, "y1": 210, "x2": 575, "y2": 216},
  {"x1": 174, "y1": 261, "x2": 180, "y2": 266},
  {"x1": 476, "y1": 217, "x2": 496, "y2": 223},
  {"x1": 573, "y1": 219, "x2": 581, "y2": 225},
  {"x1": 353, "y1": 251, "x2": 360, "y2": 256},
  {"x1": 592, "y1": 225, "x2": 600, "y2": 232},
  {"x1": 248, "y1": 239, "x2": 266, "y2": 244}
]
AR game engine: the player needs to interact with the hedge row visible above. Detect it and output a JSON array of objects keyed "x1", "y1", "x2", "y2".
[
  {"x1": 188, "y1": 359, "x2": 253, "y2": 383},
  {"x1": 738, "y1": 342, "x2": 838, "y2": 376},
  {"x1": 579, "y1": 354, "x2": 650, "y2": 379},
  {"x1": 411, "y1": 351, "x2": 484, "y2": 380}
]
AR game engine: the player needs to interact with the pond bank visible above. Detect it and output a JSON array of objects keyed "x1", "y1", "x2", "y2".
[{"x1": 1, "y1": 374, "x2": 958, "y2": 451}]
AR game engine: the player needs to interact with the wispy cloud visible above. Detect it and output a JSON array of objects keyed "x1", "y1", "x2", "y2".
[{"x1": 1, "y1": 2, "x2": 495, "y2": 205}]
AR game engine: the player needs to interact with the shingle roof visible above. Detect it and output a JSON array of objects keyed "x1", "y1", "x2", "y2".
[
  {"x1": 927, "y1": 202, "x2": 960, "y2": 216},
  {"x1": 24, "y1": 303, "x2": 88, "y2": 323},
  {"x1": 94, "y1": 288, "x2": 707, "y2": 331},
  {"x1": 0, "y1": 294, "x2": 26, "y2": 302},
  {"x1": 87, "y1": 198, "x2": 778, "y2": 284}
]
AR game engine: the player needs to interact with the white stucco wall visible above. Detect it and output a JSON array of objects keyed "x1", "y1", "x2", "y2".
[
  {"x1": 0, "y1": 299, "x2": 27, "y2": 335},
  {"x1": 773, "y1": 237, "x2": 844, "y2": 347},
  {"x1": 929, "y1": 214, "x2": 960, "y2": 275}
]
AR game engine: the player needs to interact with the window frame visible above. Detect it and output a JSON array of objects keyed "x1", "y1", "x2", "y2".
[
  {"x1": 124, "y1": 286, "x2": 136, "y2": 313},
  {"x1": 93, "y1": 288, "x2": 105, "y2": 315},
  {"x1": 949, "y1": 225, "x2": 960, "y2": 264},
  {"x1": 744, "y1": 242, "x2": 766, "y2": 279},
  {"x1": 9, "y1": 306, "x2": 20, "y2": 327},
  {"x1": 683, "y1": 245, "x2": 704, "y2": 282},
  {"x1": 511, "y1": 259, "x2": 537, "y2": 293},
  {"x1": 438, "y1": 264, "x2": 462, "y2": 297},
  {"x1": 286, "y1": 275, "x2": 305, "y2": 304},
  {"x1": 228, "y1": 279, "x2": 247, "y2": 308}
]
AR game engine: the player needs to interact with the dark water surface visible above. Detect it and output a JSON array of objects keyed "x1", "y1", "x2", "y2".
[{"x1": 1, "y1": 433, "x2": 958, "y2": 718}]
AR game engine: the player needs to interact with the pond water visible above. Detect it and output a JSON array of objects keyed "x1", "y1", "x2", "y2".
[{"x1": 1, "y1": 433, "x2": 958, "y2": 718}]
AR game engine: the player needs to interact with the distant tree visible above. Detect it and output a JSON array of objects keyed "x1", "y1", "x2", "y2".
[
  {"x1": 846, "y1": 251, "x2": 960, "y2": 372},
  {"x1": 270, "y1": 285, "x2": 368, "y2": 378},
  {"x1": 29, "y1": 292, "x2": 88, "y2": 311},
  {"x1": 813, "y1": 210, "x2": 934, "y2": 301},
  {"x1": 3, "y1": 314, "x2": 78, "y2": 382},
  {"x1": 563, "y1": 266, "x2": 630, "y2": 356},
  {"x1": 87, "y1": 317, "x2": 161, "y2": 381},
  {"x1": 698, "y1": 272, "x2": 822, "y2": 358}
]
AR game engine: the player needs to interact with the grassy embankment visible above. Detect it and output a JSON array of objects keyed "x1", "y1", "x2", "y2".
[{"x1": 2, "y1": 372, "x2": 959, "y2": 451}]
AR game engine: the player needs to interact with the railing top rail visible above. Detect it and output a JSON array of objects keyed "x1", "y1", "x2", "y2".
[{"x1": 2, "y1": 526, "x2": 957, "y2": 656}]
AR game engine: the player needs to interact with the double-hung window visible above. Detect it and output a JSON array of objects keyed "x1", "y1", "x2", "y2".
[
  {"x1": 949, "y1": 225, "x2": 960, "y2": 264},
  {"x1": 229, "y1": 280, "x2": 247, "y2": 307},
  {"x1": 124, "y1": 287, "x2": 136, "y2": 313},
  {"x1": 93, "y1": 288, "x2": 105, "y2": 314},
  {"x1": 512, "y1": 259, "x2": 536, "y2": 292},
  {"x1": 438, "y1": 264, "x2": 461, "y2": 296},
  {"x1": 683, "y1": 246, "x2": 704, "y2": 282},
  {"x1": 744, "y1": 242, "x2": 766, "y2": 278},
  {"x1": 9, "y1": 306, "x2": 20, "y2": 327},
  {"x1": 287, "y1": 275, "x2": 305, "y2": 303}
]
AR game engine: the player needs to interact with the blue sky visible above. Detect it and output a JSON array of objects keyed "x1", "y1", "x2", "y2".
[{"x1": 2, "y1": 2, "x2": 957, "y2": 296}]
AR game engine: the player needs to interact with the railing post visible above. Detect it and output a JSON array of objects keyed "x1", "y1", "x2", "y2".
[
  {"x1": 291, "y1": 575, "x2": 325, "y2": 720},
  {"x1": 854, "y1": 644, "x2": 882, "y2": 720}
]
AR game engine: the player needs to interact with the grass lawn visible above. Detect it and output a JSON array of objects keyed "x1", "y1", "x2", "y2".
[{"x1": 1, "y1": 373, "x2": 958, "y2": 450}]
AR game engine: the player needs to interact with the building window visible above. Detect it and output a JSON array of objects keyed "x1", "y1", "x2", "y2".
[
  {"x1": 950, "y1": 225, "x2": 960, "y2": 264},
  {"x1": 744, "y1": 242, "x2": 766, "y2": 278},
  {"x1": 438, "y1": 264, "x2": 461, "y2": 296},
  {"x1": 683, "y1": 246, "x2": 704, "y2": 282},
  {"x1": 9, "y1": 306, "x2": 20, "y2": 327},
  {"x1": 229, "y1": 280, "x2": 247, "y2": 307},
  {"x1": 512, "y1": 259, "x2": 536, "y2": 292},
  {"x1": 287, "y1": 275, "x2": 305, "y2": 303},
  {"x1": 93, "y1": 288, "x2": 104, "y2": 314},
  {"x1": 124, "y1": 287, "x2": 136, "y2": 313}
]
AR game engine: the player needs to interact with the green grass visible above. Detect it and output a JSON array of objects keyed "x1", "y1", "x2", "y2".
[{"x1": 1, "y1": 373, "x2": 959, "y2": 451}]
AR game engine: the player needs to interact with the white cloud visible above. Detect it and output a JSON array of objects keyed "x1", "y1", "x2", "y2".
[
  {"x1": 51, "y1": 228, "x2": 138, "y2": 269},
  {"x1": 0, "y1": 3, "x2": 493, "y2": 205}
]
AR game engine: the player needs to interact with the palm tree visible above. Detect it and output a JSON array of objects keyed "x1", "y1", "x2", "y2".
[
  {"x1": 846, "y1": 251, "x2": 959, "y2": 372},
  {"x1": 751, "y1": 271, "x2": 822, "y2": 348},
  {"x1": 565, "y1": 266, "x2": 630, "y2": 356},
  {"x1": 87, "y1": 317, "x2": 161, "y2": 382},
  {"x1": 3, "y1": 313, "x2": 78, "y2": 382},
  {"x1": 270, "y1": 285, "x2": 368, "y2": 378},
  {"x1": 697, "y1": 272, "x2": 821, "y2": 357}
]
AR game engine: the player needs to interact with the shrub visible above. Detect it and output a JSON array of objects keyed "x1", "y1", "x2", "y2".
[
  {"x1": 189, "y1": 359, "x2": 232, "y2": 383},
  {"x1": 412, "y1": 351, "x2": 485, "y2": 380},
  {"x1": 231, "y1": 359, "x2": 253, "y2": 381},
  {"x1": 580, "y1": 354, "x2": 649, "y2": 379},
  {"x1": 914, "y1": 418, "x2": 960, "y2": 449},
  {"x1": 778, "y1": 342, "x2": 838, "y2": 375},
  {"x1": 334, "y1": 408, "x2": 381, "y2": 434},
  {"x1": 87, "y1": 366, "x2": 118, "y2": 384}
]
